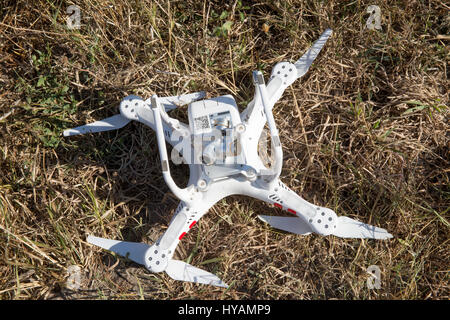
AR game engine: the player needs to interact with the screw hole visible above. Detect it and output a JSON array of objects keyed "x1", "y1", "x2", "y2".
[{"x1": 317, "y1": 219, "x2": 321, "y2": 223}]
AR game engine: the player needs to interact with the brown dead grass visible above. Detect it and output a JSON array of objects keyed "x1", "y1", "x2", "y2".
[{"x1": 0, "y1": 0, "x2": 448, "y2": 299}]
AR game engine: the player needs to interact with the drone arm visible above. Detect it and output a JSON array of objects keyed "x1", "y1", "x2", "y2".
[
  {"x1": 243, "y1": 179, "x2": 335, "y2": 236},
  {"x1": 61, "y1": 95, "x2": 142, "y2": 137},
  {"x1": 239, "y1": 177, "x2": 346, "y2": 236},
  {"x1": 62, "y1": 95, "x2": 191, "y2": 156},
  {"x1": 151, "y1": 95, "x2": 195, "y2": 204},
  {"x1": 241, "y1": 29, "x2": 332, "y2": 131},
  {"x1": 251, "y1": 180, "x2": 319, "y2": 219},
  {"x1": 157, "y1": 201, "x2": 212, "y2": 256}
]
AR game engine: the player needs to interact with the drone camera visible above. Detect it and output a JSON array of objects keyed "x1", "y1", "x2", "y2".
[{"x1": 188, "y1": 95, "x2": 241, "y2": 135}]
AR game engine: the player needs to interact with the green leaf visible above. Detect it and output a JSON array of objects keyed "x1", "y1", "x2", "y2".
[
  {"x1": 403, "y1": 104, "x2": 428, "y2": 115},
  {"x1": 37, "y1": 76, "x2": 46, "y2": 87},
  {"x1": 198, "y1": 257, "x2": 225, "y2": 266},
  {"x1": 405, "y1": 100, "x2": 425, "y2": 106},
  {"x1": 373, "y1": 119, "x2": 381, "y2": 129},
  {"x1": 397, "y1": 238, "x2": 411, "y2": 247},
  {"x1": 381, "y1": 129, "x2": 393, "y2": 139},
  {"x1": 219, "y1": 10, "x2": 228, "y2": 20},
  {"x1": 222, "y1": 21, "x2": 233, "y2": 33}
]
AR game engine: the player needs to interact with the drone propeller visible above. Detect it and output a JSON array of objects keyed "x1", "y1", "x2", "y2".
[
  {"x1": 258, "y1": 215, "x2": 392, "y2": 239},
  {"x1": 258, "y1": 215, "x2": 312, "y2": 235},
  {"x1": 87, "y1": 235, "x2": 228, "y2": 288},
  {"x1": 332, "y1": 216, "x2": 393, "y2": 239},
  {"x1": 294, "y1": 28, "x2": 333, "y2": 78},
  {"x1": 63, "y1": 91, "x2": 206, "y2": 137},
  {"x1": 165, "y1": 260, "x2": 227, "y2": 288},
  {"x1": 86, "y1": 236, "x2": 149, "y2": 265},
  {"x1": 265, "y1": 28, "x2": 333, "y2": 108},
  {"x1": 63, "y1": 114, "x2": 130, "y2": 137},
  {"x1": 157, "y1": 91, "x2": 206, "y2": 111}
]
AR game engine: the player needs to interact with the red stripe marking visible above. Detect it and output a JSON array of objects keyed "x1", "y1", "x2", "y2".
[
  {"x1": 189, "y1": 221, "x2": 196, "y2": 229},
  {"x1": 179, "y1": 232, "x2": 187, "y2": 240},
  {"x1": 274, "y1": 203, "x2": 282, "y2": 209},
  {"x1": 287, "y1": 209, "x2": 296, "y2": 215}
]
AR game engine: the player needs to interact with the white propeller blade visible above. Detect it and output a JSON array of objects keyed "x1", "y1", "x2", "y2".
[
  {"x1": 87, "y1": 235, "x2": 149, "y2": 265},
  {"x1": 258, "y1": 215, "x2": 392, "y2": 239},
  {"x1": 166, "y1": 260, "x2": 228, "y2": 288},
  {"x1": 63, "y1": 114, "x2": 130, "y2": 137},
  {"x1": 294, "y1": 28, "x2": 332, "y2": 78},
  {"x1": 258, "y1": 215, "x2": 312, "y2": 235},
  {"x1": 332, "y1": 217, "x2": 393, "y2": 239},
  {"x1": 158, "y1": 91, "x2": 206, "y2": 111}
]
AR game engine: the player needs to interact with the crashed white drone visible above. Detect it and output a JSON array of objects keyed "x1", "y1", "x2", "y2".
[{"x1": 64, "y1": 29, "x2": 392, "y2": 288}]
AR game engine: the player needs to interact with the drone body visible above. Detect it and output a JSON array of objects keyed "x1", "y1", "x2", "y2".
[{"x1": 64, "y1": 29, "x2": 392, "y2": 288}]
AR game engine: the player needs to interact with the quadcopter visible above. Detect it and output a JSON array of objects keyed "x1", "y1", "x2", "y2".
[{"x1": 64, "y1": 29, "x2": 392, "y2": 288}]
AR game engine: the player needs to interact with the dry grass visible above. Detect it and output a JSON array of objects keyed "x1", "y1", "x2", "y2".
[{"x1": 0, "y1": 0, "x2": 448, "y2": 299}]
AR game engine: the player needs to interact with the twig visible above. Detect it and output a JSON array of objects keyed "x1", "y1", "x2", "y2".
[{"x1": 0, "y1": 109, "x2": 13, "y2": 121}]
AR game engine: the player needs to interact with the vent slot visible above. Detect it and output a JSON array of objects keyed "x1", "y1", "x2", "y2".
[{"x1": 268, "y1": 194, "x2": 283, "y2": 204}]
